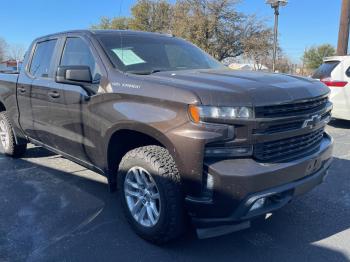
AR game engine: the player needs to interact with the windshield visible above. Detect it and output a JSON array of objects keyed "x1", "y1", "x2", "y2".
[
  {"x1": 97, "y1": 33, "x2": 225, "y2": 74},
  {"x1": 312, "y1": 61, "x2": 340, "y2": 79}
]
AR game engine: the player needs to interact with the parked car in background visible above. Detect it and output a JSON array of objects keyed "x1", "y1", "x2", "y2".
[
  {"x1": 0, "y1": 60, "x2": 22, "y2": 72},
  {"x1": 313, "y1": 56, "x2": 350, "y2": 121}
]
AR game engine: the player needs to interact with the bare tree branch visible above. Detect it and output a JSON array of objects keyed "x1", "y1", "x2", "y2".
[
  {"x1": 8, "y1": 44, "x2": 26, "y2": 61},
  {"x1": 0, "y1": 38, "x2": 8, "y2": 62}
]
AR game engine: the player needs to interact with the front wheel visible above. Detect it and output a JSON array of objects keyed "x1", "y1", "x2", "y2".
[
  {"x1": 118, "y1": 146, "x2": 185, "y2": 244},
  {"x1": 0, "y1": 112, "x2": 27, "y2": 157}
]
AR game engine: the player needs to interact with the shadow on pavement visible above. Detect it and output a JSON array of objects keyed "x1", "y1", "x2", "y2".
[
  {"x1": 24, "y1": 145, "x2": 57, "y2": 158},
  {"x1": 329, "y1": 119, "x2": 350, "y2": 129},
  {"x1": 0, "y1": 147, "x2": 349, "y2": 262}
]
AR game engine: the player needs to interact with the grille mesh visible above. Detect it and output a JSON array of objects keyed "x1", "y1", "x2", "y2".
[
  {"x1": 254, "y1": 128, "x2": 324, "y2": 162},
  {"x1": 255, "y1": 97, "x2": 328, "y2": 118}
]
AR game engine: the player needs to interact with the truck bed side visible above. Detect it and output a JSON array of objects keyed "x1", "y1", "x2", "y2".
[{"x1": 0, "y1": 72, "x2": 26, "y2": 142}]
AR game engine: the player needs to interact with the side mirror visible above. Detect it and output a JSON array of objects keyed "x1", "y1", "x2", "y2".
[{"x1": 55, "y1": 65, "x2": 92, "y2": 85}]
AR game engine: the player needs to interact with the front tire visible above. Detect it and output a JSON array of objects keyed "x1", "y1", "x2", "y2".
[
  {"x1": 118, "y1": 146, "x2": 185, "y2": 244},
  {"x1": 0, "y1": 111, "x2": 27, "y2": 157}
]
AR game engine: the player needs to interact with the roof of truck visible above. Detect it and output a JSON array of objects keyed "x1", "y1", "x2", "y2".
[{"x1": 35, "y1": 29, "x2": 174, "y2": 41}]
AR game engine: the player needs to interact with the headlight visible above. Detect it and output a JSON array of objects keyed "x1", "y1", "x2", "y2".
[{"x1": 188, "y1": 105, "x2": 253, "y2": 123}]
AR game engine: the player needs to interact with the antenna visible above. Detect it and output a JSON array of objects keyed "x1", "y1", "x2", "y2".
[{"x1": 119, "y1": 0, "x2": 124, "y2": 68}]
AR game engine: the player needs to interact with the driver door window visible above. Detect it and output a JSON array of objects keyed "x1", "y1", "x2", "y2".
[{"x1": 61, "y1": 37, "x2": 101, "y2": 89}]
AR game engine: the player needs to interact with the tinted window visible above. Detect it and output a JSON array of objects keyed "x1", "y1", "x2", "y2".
[
  {"x1": 346, "y1": 67, "x2": 350, "y2": 77},
  {"x1": 97, "y1": 34, "x2": 224, "y2": 74},
  {"x1": 29, "y1": 40, "x2": 57, "y2": 78},
  {"x1": 60, "y1": 37, "x2": 99, "y2": 80},
  {"x1": 312, "y1": 61, "x2": 340, "y2": 79},
  {"x1": 165, "y1": 45, "x2": 209, "y2": 69}
]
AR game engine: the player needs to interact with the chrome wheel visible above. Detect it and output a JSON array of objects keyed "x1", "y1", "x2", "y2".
[
  {"x1": 0, "y1": 119, "x2": 9, "y2": 150},
  {"x1": 124, "y1": 166, "x2": 161, "y2": 227}
]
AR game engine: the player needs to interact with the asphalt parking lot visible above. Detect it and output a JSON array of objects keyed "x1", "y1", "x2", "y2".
[{"x1": 1, "y1": 120, "x2": 350, "y2": 262}]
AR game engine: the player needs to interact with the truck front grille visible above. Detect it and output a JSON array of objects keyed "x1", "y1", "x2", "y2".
[
  {"x1": 255, "y1": 96, "x2": 328, "y2": 118},
  {"x1": 254, "y1": 128, "x2": 324, "y2": 162},
  {"x1": 253, "y1": 111, "x2": 331, "y2": 134}
]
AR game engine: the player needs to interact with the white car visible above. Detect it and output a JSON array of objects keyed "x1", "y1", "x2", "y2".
[{"x1": 313, "y1": 56, "x2": 350, "y2": 121}]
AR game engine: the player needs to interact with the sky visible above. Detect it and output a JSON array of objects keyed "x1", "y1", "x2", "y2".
[{"x1": 0, "y1": 0, "x2": 342, "y2": 63}]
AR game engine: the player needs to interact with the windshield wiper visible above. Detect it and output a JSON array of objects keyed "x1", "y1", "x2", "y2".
[{"x1": 127, "y1": 69, "x2": 165, "y2": 75}]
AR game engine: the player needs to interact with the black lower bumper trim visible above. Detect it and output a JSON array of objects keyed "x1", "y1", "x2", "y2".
[{"x1": 191, "y1": 157, "x2": 332, "y2": 229}]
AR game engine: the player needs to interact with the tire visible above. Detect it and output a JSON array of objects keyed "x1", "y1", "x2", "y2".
[
  {"x1": 0, "y1": 111, "x2": 27, "y2": 157},
  {"x1": 118, "y1": 145, "x2": 185, "y2": 244}
]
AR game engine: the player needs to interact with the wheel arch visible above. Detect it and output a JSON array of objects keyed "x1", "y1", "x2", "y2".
[
  {"x1": 0, "y1": 100, "x2": 6, "y2": 112},
  {"x1": 105, "y1": 125, "x2": 182, "y2": 186}
]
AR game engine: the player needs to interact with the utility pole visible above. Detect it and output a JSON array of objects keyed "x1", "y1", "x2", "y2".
[
  {"x1": 337, "y1": 0, "x2": 350, "y2": 55},
  {"x1": 272, "y1": 6, "x2": 279, "y2": 72},
  {"x1": 266, "y1": 0, "x2": 288, "y2": 72}
]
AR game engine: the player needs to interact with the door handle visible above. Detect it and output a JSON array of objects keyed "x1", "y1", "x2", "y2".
[
  {"x1": 48, "y1": 91, "x2": 60, "y2": 98},
  {"x1": 18, "y1": 86, "x2": 26, "y2": 94}
]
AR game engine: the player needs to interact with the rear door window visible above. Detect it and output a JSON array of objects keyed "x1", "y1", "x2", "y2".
[
  {"x1": 29, "y1": 39, "x2": 58, "y2": 78},
  {"x1": 312, "y1": 61, "x2": 340, "y2": 79}
]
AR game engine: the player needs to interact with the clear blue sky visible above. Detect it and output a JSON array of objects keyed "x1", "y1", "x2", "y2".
[{"x1": 0, "y1": 0, "x2": 341, "y2": 63}]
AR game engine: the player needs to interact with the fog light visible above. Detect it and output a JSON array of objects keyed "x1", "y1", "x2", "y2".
[
  {"x1": 206, "y1": 173, "x2": 214, "y2": 190},
  {"x1": 249, "y1": 198, "x2": 266, "y2": 211},
  {"x1": 203, "y1": 173, "x2": 214, "y2": 198},
  {"x1": 205, "y1": 146, "x2": 253, "y2": 158}
]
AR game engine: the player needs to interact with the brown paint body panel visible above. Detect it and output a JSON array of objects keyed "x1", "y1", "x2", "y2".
[{"x1": 0, "y1": 30, "x2": 333, "y2": 227}]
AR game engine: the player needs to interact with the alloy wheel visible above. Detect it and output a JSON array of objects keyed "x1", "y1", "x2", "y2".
[
  {"x1": 124, "y1": 166, "x2": 161, "y2": 227},
  {"x1": 0, "y1": 120, "x2": 9, "y2": 150}
]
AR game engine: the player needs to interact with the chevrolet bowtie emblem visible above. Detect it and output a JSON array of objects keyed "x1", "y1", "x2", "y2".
[{"x1": 302, "y1": 115, "x2": 322, "y2": 129}]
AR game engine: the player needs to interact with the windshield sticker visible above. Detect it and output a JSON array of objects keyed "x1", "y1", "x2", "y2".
[{"x1": 112, "y1": 48, "x2": 146, "y2": 66}]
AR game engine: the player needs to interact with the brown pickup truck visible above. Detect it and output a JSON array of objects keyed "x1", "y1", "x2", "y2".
[{"x1": 0, "y1": 30, "x2": 333, "y2": 243}]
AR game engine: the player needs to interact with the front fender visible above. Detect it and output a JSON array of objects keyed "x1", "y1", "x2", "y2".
[{"x1": 104, "y1": 120, "x2": 178, "y2": 158}]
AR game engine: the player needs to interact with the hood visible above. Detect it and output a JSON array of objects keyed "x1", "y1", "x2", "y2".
[{"x1": 145, "y1": 69, "x2": 330, "y2": 107}]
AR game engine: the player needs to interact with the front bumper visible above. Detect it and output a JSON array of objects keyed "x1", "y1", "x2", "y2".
[{"x1": 185, "y1": 133, "x2": 333, "y2": 232}]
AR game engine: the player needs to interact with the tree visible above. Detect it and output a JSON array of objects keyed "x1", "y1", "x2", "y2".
[
  {"x1": 130, "y1": 0, "x2": 172, "y2": 32},
  {"x1": 275, "y1": 54, "x2": 293, "y2": 73},
  {"x1": 92, "y1": 0, "x2": 172, "y2": 32},
  {"x1": 302, "y1": 44, "x2": 336, "y2": 70},
  {"x1": 261, "y1": 50, "x2": 293, "y2": 73},
  {"x1": 91, "y1": 17, "x2": 113, "y2": 29},
  {"x1": 242, "y1": 16, "x2": 274, "y2": 70},
  {"x1": 91, "y1": 0, "x2": 274, "y2": 61},
  {"x1": 172, "y1": 0, "x2": 245, "y2": 60},
  {"x1": 0, "y1": 38, "x2": 8, "y2": 62},
  {"x1": 8, "y1": 44, "x2": 26, "y2": 61},
  {"x1": 91, "y1": 17, "x2": 132, "y2": 30}
]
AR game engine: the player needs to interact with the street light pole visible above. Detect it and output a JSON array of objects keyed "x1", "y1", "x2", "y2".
[
  {"x1": 266, "y1": 0, "x2": 287, "y2": 72},
  {"x1": 272, "y1": 5, "x2": 279, "y2": 72}
]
